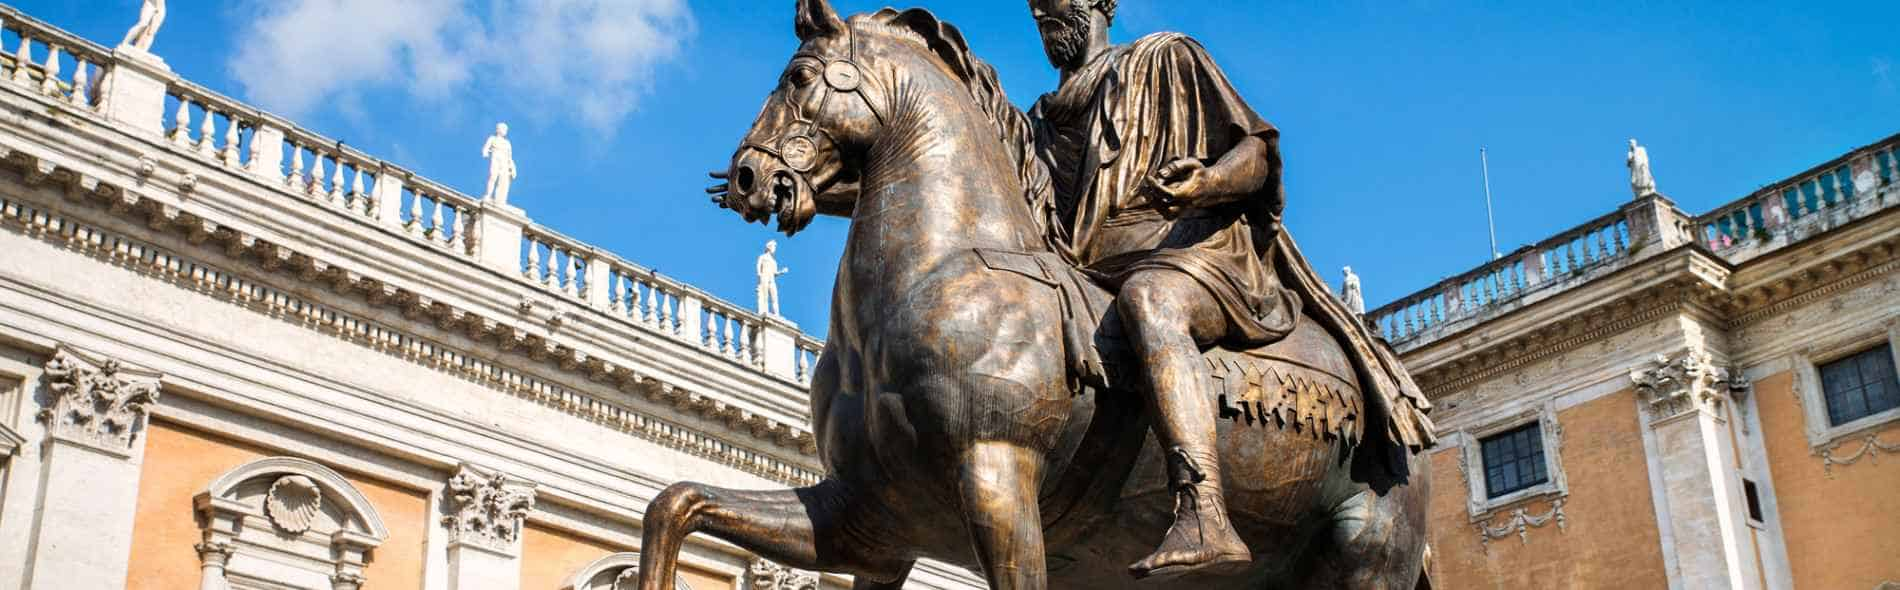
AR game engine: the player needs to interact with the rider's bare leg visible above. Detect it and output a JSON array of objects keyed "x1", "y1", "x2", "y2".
[{"x1": 1116, "y1": 269, "x2": 1252, "y2": 579}]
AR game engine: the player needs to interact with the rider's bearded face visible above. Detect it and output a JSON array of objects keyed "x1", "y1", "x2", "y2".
[{"x1": 1036, "y1": 0, "x2": 1094, "y2": 71}]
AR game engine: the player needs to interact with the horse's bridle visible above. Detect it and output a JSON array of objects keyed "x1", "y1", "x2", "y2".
[{"x1": 739, "y1": 24, "x2": 889, "y2": 176}]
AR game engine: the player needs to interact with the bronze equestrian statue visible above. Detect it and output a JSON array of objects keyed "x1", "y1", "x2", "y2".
[{"x1": 639, "y1": 1, "x2": 1436, "y2": 588}]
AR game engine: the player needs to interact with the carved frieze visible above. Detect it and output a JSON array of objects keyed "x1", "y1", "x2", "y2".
[
  {"x1": 1475, "y1": 498, "x2": 1566, "y2": 550},
  {"x1": 1629, "y1": 350, "x2": 1742, "y2": 424},
  {"x1": 748, "y1": 558, "x2": 820, "y2": 590},
  {"x1": 38, "y1": 347, "x2": 162, "y2": 453},
  {"x1": 441, "y1": 463, "x2": 537, "y2": 552}
]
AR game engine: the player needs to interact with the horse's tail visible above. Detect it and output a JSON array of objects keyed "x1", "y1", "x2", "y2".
[{"x1": 1416, "y1": 543, "x2": 1434, "y2": 590}]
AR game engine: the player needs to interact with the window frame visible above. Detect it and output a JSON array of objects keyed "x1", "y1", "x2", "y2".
[
  {"x1": 1457, "y1": 401, "x2": 1568, "y2": 521},
  {"x1": 1478, "y1": 421, "x2": 1551, "y2": 499},
  {"x1": 1791, "y1": 320, "x2": 1900, "y2": 449}
]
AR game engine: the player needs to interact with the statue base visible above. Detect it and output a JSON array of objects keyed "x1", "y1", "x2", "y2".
[{"x1": 112, "y1": 44, "x2": 169, "y2": 71}]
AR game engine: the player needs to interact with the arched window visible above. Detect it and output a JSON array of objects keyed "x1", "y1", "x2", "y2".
[
  {"x1": 567, "y1": 552, "x2": 692, "y2": 590},
  {"x1": 192, "y1": 457, "x2": 389, "y2": 590}
]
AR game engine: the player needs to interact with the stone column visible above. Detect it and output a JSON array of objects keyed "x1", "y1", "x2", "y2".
[
  {"x1": 473, "y1": 203, "x2": 530, "y2": 275},
  {"x1": 102, "y1": 48, "x2": 172, "y2": 138},
  {"x1": 23, "y1": 347, "x2": 162, "y2": 590},
  {"x1": 758, "y1": 315, "x2": 800, "y2": 380},
  {"x1": 194, "y1": 542, "x2": 234, "y2": 590},
  {"x1": 441, "y1": 463, "x2": 535, "y2": 590},
  {"x1": 1630, "y1": 351, "x2": 1761, "y2": 590}
]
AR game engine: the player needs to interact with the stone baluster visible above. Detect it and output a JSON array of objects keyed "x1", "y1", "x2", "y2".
[
  {"x1": 540, "y1": 245, "x2": 559, "y2": 289},
  {"x1": 637, "y1": 280, "x2": 654, "y2": 325},
  {"x1": 562, "y1": 249, "x2": 581, "y2": 298},
  {"x1": 196, "y1": 107, "x2": 217, "y2": 156},
  {"x1": 38, "y1": 44, "x2": 60, "y2": 95},
  {"x1": 448, "y1": 206, "x2": 469, "y2": 252},
  {"x1": 168, "y1": 98, "x2": 191, "y2": 146},
  {"x1": 606, "y1": 271, "x2": 625, "y2": 314},
  {"x1": 405, "y1": 191, "x2": 424, "y2": 235},
  {"x1": 286, "y1": 142, "x2": 306, "y2": 189},
  {"x1": 12, "y1": 33, "x2": 32, "y2": 84},
  {"x1": 308, "y1": 150, "x2": 328, "y2": 197},
  {"x1": 523, "y1": 237, "x2": 542, "y2": 281},
  {"x1": 428, "y1": 198, "x2": 447, "y2": 244},
  {"x1": 327, "y1": 155, "x2": 345, "y2": 204},
  {"x1": 350, "y1": 166, "x2": 369, "y2": 214},
  {"x1": 69, "y1": 57, "x2": 89, "y2": 107},
  {"x1": 220, "y1": 117, "x2": 242, "y2": 166},
  {"x1": 795, "y1": 345, "x2": 810, "y2": 380},
  {"x1": 656, "y1": 287, "x2": 675, "y2": 333},
  {"x1": 1828, "y1": 169, "x2": 1847, "y2": 204},
  {"x1": 621, "y1": 277, "x2": 640, "y2": 317},
  {"x1": 736, "y1": 319, "x2": 751, "y2": 362}
]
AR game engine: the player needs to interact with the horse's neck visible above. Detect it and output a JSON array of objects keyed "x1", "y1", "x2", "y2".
[{"x1": 850, "y1": 94, "x2": 1041, "y2": 260}]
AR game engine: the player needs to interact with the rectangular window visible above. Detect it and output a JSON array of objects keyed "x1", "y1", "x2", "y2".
[
  {"x1": 1742, "y1": 479, "x2": 1765, "y2": 524},
  {"x1": 1819, "y1": 343, "x2": 1900, "y2": 426},
  {"x1": 1480, "y1": 422, "x2": 1548, "y2": 499}
]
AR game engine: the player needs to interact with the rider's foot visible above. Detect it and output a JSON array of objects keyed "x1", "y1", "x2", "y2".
[{"x1": 1127, "y1": 449, "x2": 1252, "y2": 580}]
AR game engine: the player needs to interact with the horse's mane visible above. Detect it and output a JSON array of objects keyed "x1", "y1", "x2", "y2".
[{"x1": 855, "y1": 8, "x2": 1059, "y2": 242}]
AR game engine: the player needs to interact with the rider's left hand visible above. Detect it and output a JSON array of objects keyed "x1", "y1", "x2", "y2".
[{"x1": 1148, "y1": 158, "x2": 1209, "y2": 207}]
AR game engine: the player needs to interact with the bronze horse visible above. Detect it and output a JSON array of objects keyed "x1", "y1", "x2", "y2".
[{"x1": 639, "y1": 2, "x2": 1431, "y2": 588}]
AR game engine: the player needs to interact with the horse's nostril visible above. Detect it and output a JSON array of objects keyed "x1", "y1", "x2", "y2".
[{"x1": 736, "y1": 166, "x2": 757, "y2": 195}]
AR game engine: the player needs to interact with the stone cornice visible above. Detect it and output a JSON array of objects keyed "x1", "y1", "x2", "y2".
[{"x1": 0, "y1": 151, "x2": 824, "y2": 486}]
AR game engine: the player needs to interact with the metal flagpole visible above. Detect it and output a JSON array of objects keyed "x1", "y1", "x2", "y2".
[{"x1": 1481, "y1": 147, "x2": 1500, "y2": 260}]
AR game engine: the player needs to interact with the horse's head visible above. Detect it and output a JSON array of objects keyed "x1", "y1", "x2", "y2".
[{"x1": 714, "y1": 0, "x2": 888, "y2": 236}]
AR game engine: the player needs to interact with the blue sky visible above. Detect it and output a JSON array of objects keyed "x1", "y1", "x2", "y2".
[{"x1": 20, "y1": 0, "x2": 1899, "y2": 337}]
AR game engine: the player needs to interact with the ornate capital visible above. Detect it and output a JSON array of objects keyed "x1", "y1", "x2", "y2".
[
  {"x1": 194, "y1": 541, "x2": 236, "y2": 567},
  {"x1": 1629, "y1": 350, "x2": 1742, "y2": 424},
  {"x1": 746, "y1": 558, "x2": 819, "y2": 590},
  {"x1": 441, "y1": 463, "x2": 536, "y2": 552},
  {"x1": 38, "y1": 347, "x2": 162, "y2": 453}
]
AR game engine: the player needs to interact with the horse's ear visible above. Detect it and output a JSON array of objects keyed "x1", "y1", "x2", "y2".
[{"x1": 795, "y1": 0, "x2": 846, "y2": 42}]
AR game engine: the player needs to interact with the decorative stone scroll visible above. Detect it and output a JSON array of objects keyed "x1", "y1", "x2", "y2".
[
  {"x1": 442, "y1": 463, "x2": 537, "y2": 552},
  {"x1": 38, "y1": 347, "x2": 161, "y2": 454},
  {"x1": 747, "y1": 557, "x2": 820, "y2": 590},
  {"x1": 1629, "y1": 350, "x2": 1743, "y2": 424}
]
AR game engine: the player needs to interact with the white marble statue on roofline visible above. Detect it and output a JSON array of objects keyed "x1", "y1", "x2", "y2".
[
  {"x1": 482, "y1": 122, "x2": 518, "y2": 205},
  {"x1": 1627, "y1": 138, "x2": 1658, "y2": 199},
  {"x1": 757, "y1": 240, "x2": 789, "y2": 317},
  {"x1": 119, "y1": 0, "x2": 165, "y2": 52},
  {"x1": 1340, "y1": 266, "x2": 1365, "y2": 315}
]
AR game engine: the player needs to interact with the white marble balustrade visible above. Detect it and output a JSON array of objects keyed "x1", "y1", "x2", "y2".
[
  {"x1": 0, "y1": 14, "x2": 109, "y2": 112},
  {"x1": 1699, "y1": 139, "x2": 1898, "y2": 254}
]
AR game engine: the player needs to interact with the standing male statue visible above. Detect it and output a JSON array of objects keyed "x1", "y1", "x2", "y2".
[
  {"x1": 1028, "y1": 0, "x2": 1289, "y2": 577},
  {"x1": 120, "y1": 0, "x2": 165, "y2": 51},
  {"x1": 1627, "y1": 138, "x2": 1657, "y2": 198},
  {"x1": 1341, "y1": 266, "x2": 1365, "y2": 316},
  {"x1": 756, "y1": 240, "x2": 788, "y2": 317},
  {"x1": 483, "y1": 122, "x2": 519, "y2": 205}
]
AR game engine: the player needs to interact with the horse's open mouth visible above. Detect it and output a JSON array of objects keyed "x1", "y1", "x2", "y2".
[{"x1": 771, "y1": 170, "x2": 817, "y2": 236}]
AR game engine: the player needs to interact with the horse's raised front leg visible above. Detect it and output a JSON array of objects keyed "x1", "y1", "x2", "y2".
[
  {"x1": 637, "y1": 479, "x2": 912, "y2": 590},
  {"x1": 956, "y1": 441, "x2": 1048, "y2": 590}
]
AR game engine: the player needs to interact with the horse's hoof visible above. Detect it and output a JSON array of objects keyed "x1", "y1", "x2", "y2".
[{"x1": 1127, "y1": 551, "x2": 1252, "y2": 581}]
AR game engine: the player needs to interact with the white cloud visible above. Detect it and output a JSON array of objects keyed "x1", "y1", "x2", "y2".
[{"x1": 227, "y1": 0, "x2": 694, "y2": 134}]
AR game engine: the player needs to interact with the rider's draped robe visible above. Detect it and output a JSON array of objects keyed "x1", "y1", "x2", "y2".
[{"x1": 1026, "y1": 33, "x2": 1436, "y2": 462}]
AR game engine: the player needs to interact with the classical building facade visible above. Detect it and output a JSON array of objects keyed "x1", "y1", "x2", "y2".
[
  {"x1": 0, "y1": 6, "x2": 980, "y2": 590},
  {"x1": 1370, "y1": 132, "x2": 1900, "y2": 588}
]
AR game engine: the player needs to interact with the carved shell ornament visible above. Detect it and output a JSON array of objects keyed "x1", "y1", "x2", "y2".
[{"x1": 265, "y1": 474, "x2": 324, "y2": 534}]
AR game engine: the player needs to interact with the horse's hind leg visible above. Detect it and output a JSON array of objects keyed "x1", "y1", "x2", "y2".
[
  {"x1": 637, "y1": 479, "x2": 911, "y2": 590},
  {"x1": 1295, "y1": 476, "x2": 1432, "y2": 589},
  {"x1": 956, "y1": 441, "x2": 1048, "y2": 590}
]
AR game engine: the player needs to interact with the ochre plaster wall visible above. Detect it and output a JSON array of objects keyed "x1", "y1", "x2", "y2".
[
  {"x1": 1754, "y1": 370, "x2": 1900, "y2": 588},
  {"x1": 124, "y1": 420, "x2": 430, "y2": 590},
  {"x1": 519, "y1": 523, "x2": 733, "y2": 590},
  {"x1": 1424, "y1": 388, "x2": 1668, "y2": 588}
]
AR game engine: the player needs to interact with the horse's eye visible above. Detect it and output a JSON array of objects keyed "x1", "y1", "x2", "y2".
[{"x1": 789, "y1": 66, "x2": 819, "y2": 87}]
